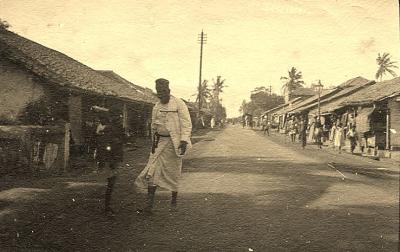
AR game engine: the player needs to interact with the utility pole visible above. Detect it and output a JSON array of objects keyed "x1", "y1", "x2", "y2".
[
  {"x1": 197, "y1": 30, "x2": 207, "y2": 112},
  {"x1": 316, "y1": 80, "x2": 323, "y2": 120},
  {"x1": 269, "y1": 85, "x2": 272, "y2": 96}
]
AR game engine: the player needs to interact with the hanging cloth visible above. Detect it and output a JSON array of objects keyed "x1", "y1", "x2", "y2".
[
  {"x1": 356, "y1": 107, "x2": 375, "y2": 133},
  {"x1": 43, "y1": 143, "x2": 58, "y2": 170}
]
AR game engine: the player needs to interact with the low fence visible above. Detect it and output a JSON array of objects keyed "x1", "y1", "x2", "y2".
[{"x1": 0, "y1": 124, "x2": 68, "y2": 176}]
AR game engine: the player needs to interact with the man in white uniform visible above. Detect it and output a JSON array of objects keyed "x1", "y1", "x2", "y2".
[{"x1": 135, "y1": 78, "x2": 192, "y2": 214}]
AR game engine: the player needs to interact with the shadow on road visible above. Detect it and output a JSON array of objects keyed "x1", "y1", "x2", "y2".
[{"x1": 0, "y1": 132, "x2": 398, "y2": 251}]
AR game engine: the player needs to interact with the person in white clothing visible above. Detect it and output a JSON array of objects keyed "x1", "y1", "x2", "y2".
[{"x1": 135, "y1": 78, "x2": 192, "y2": 214}]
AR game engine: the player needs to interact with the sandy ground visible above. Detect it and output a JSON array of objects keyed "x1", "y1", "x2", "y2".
[{"x1": 0, "y1": 125, "x2": 398, "y2": 251}]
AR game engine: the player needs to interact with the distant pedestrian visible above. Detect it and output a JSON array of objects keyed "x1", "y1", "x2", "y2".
[
  {"x1": 135, "y1": 78, "x2": 192, "y2": 214},
  {"x1": 292, "y1": 121, "x2": 299, "y2": 143},
  {"x1": 347, "y1": 125, "x2": 358, "y2": 154},
  {"x1": 334, "y1": 123, "x2": 345, "y2": 153},
  {"x1": 210, "y1": 117, "x2": 215, "y2": 129},
  {"x1": 264, "y1": 121, "x2": 271, "y2": 136},
  {"x1": 261, "y1": 117, "x2": 270, "y2": 136},
  {"x1": 288, "y1": 117, "x2": 298, "y2": 143},
  {"x1": 299, "y1": 117, "x2": 307, "y2": 149},
  {"x1": 329, "y1": 123, "x2": 337, "y2": 148},
  {"x1": 314, "y1": 119, "x2": 323, "y2": 148}
]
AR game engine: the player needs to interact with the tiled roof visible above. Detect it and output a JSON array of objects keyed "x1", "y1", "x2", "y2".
[
  {"x1": 291, "y1": 87, "x2": 316, "y2": 97},
  {"x1": 341, "y1": 77, "x2": 400, "y2": 106},
  {"x1": 263, "y1": 103, "x2": 286, "y2": 114},
  {"x1": 299, "y1": 77, "x2": 372, "y2": 114},
  {"x1": 0, "y1": 29, "x2": 154, "y2": 104},
  {"x1": 97, "y1": 70, "x2": 157, "y2": 104},
  {"x1": 288, "y1": 88, "x2": 339, "y2": 114},
  {"x1": 308, "y1": 77, "x2": 400, "y2": 115},
  {"x1": 307, "y1": 77, "x2": 374, "y2": 115},
  {"x1": 264, "y1": 97, "x2": 302, "y2": 115}
]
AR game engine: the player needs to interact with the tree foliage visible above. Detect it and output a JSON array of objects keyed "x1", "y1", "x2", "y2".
[
  {"x1": 196, "y1": 76, "x2": 228, "y2": 123},
  {"x1": 240, "y1": 87, "x2": 284, "y2": 117},
  {"x1": 375, "y1": 52, "x2": 398, "y2": 81},
  {"x1": 210, "y1": 76, "x2": 227, "y2": 122},
  {"x1": 195, "y1": 80, "x2": 212, "y2": 109},
  {"x1": 212, "y1": 76, "x2": 227, "y2": 94},
  {"x1": 280, "y1": 67, "x2": 304, "y2": 94},
  {"x1": 213, "y1": 103, "x2": 226, "y2": 121}
]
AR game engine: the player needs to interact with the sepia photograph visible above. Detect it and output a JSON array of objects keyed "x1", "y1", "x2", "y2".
[{"x1": 0, "y1": 0, "x2": 399, "y2": 251}]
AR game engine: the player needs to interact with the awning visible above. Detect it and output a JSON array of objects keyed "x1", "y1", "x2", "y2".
[
  {"x1": 356, "y1": 107, "x2": 375, "y2": 133},
  {"x1": 307, "y1": 109, "x2": 332, "y2": 117}
]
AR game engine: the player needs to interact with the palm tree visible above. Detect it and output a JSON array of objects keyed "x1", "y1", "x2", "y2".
[
  {"x1": 212, "y1": 76, "x2": 227, "y2": 105},
  {"x1": 212, "y1": 76, "x2": 227, "y2": 93},
  {"x1": 375, "y1": 52, "x2": 398, "y2": 81},
  {"x1": 195, "y1": 80, "x2": 211, "y2": 109},
  {"x1": 280, "y1": 67, "x2": 304, "y2": 94},
  {"x1": 211, "y1": 76, "x2": 227, "y2": 122}
]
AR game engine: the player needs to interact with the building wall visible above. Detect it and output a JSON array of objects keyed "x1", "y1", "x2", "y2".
[
  {"x1": 0, "y1": 58, "x2": 45, "y2": 123},
  {"x1": 389, "y1": 98, "x2": 400, "y2": 149},
  {"x1": 68, "y1": 95, "x2": 82, "y2": 144}
]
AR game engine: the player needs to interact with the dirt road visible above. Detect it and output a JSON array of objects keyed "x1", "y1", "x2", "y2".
[{"x1": 0, "y1": 125, "x2": 398, "y2": 251}]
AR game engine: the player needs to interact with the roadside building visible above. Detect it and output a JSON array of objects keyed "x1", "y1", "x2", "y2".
[
  {"x1": 97, "y1": 70, "x2": 157, "y2": 137},
  {"x1": 338, "y1": 77, "x2": 400, "y2": 159},
  {"x1": 264, "y1": 96, "x2": 308, "y2": 134},
  {"x1": 261, "y1": 87, "x2": 314, "y2": 132},
  {"x1": 283, "y1": 87, "x2": 316, "y2": 103},
  {"x1": 0, "y1": 29, "x2": 155, "y2": 175},
  {"x1": 294, "y1": 77, "x2": 373, "y2": 145},
  {"x1": 261, "y1": 76, "x2": 400, "y2": 161},
  {"x1": 263, "y1": 103, "x2": 286, "y2": 129}
]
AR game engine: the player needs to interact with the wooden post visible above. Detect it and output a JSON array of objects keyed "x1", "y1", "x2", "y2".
[
  {"x1": 63, "y1": 123, "x2": 70, "y2": 171},
  {"x1": 386, "y1": 109, "x2": 390, "y2": 150},
  {"x1": 68, "y1": 95, "x2": 82, "y2": 144},
  {"x1": 123, "y1": 103, "x2": 128, "y2": 135}
]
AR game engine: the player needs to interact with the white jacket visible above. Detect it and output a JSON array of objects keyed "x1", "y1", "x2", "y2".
[{"x1": 151, "y1": 96, "x2": 192, "y2": 156}]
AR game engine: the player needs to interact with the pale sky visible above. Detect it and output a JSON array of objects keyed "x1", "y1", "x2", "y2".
[{"x1": 1, "y1": 0, "x2": 399, "y2": 117}]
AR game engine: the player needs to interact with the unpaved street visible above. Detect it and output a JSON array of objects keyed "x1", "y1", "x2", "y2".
[{"x1": 1, "y1": 125, "x2": 399, "y2": 251}]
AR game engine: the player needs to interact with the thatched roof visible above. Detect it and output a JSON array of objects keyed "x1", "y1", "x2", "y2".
[
  {"x1": 0, "y1": 29, "x2": 154, "y2": 104},
  {"x1": 179, "y1": 100, "x2": 213, "y2": 116}
]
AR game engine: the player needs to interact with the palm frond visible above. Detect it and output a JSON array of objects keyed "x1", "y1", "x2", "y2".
[
  {"x1": 376, "y1": 52, "x2": 398, "y2": 80},
  {"x1": 386, "y1": 68, "x2": 398, "y2": 77}
]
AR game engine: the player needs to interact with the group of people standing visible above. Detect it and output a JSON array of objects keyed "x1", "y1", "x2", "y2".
[
  {"x1": 261, "y1": 115, "x2": 360, "y2": 154},
  {"x1": 329, "y1": 123, "x2": 359, "y2": 154},
  {"x1": 93, "y1": 78, "x2": 192, "y2": 216}
]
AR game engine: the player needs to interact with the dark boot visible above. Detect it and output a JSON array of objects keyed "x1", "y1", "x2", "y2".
[
  {"x1": 144, "y1": 186, "x2": 157, "y2": 213},
  {"x1": 105, "y1": 176, "x2": 116, "y2": 215},
  {"x1": 171, "y1": 191, "x2": 178, "y2": 206},
  {"x1": 136, "y1": 186, "x2": 157, "y2": 215},
  {"x1": 169, "y1": 191, "x2": 178, "y2": 212}
]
